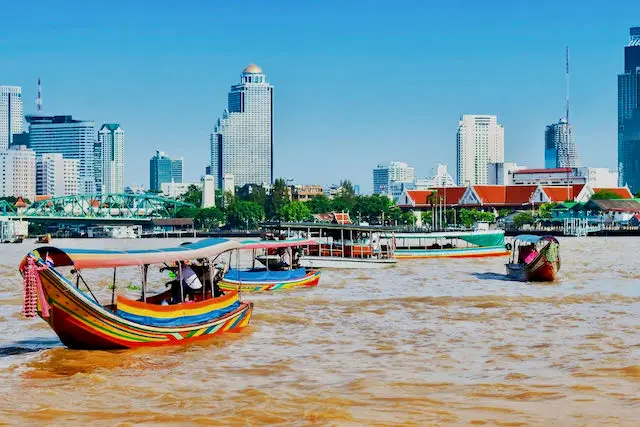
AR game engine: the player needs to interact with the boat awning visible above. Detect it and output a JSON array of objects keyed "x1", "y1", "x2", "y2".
[
  {"x1": 239, "y1": 238, "x2": 317, "y2": 249},
  {"x1": 26, "y1": 238, "x2": 242, "y2": 269},
  {"x1": 514, "y1": 234, "x2": 558, "y2": 244}
]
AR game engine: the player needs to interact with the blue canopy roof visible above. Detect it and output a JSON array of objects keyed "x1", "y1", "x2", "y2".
[{"x1": 514, "y1": 234, "x2": 558, "y2": 244}]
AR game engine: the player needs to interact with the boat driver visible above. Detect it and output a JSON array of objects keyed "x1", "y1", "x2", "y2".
[{"x1": 166, "y1": 260, "x2": 203, "y2": 303}]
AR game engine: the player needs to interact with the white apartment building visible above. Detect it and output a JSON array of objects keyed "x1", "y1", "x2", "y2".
[
  {"x1": 210, "y1": 64, "x2": 273, "y2": 188},
  {"x1": 99, "y1": 123, "x2": 124, "y2": 194},
  {"x1": 511, "y1": 167, "x2": 618, "y2": 187},
  {"x1": 373, "y1": 161, "x2": 415, "y2": 195},
  {"x1": 487, "y1": 162, "x2": 527, "y2": 185},
  {"x1": 36, "y1": 153, "x2": 79, "y2": 197},
  {"x1": 0, "y1": 86, "x2": 23, "y2": 151},
  {"x1": 160, "y1": 182, "x2": 200, "y2": 199},
  {"x1": 0, "y1": 145, "x2": 36, "y2": 201},
  {"x1": 456, "y1": 114, "x2": 504, "y2": 186}
]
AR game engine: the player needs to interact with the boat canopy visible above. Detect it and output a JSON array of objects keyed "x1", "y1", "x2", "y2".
[
  {"x1": 389, "y1": 230, "x2": 505, "y2": 247},
  {"x1": 513, "y1": 235, "x2": 559, "y2": 244},
  {"x1": 239, "y1": 238, "x2": 316, "y2": 249},
  {"x1": 25, "y1": 238, "x2": 242, "y2": 270}
]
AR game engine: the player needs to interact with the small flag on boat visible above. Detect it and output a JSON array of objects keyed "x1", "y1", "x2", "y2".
[{"x1": 44, "y1": 254, "x2": 54, "y2": 267}]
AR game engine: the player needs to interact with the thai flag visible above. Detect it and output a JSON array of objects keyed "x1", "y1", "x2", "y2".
[{"x1": 44, "y1": 254, "x2": 54, "y2": 267}]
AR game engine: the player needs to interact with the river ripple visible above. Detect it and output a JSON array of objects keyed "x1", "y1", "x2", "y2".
[{"x1": 0, "y1": 237, "x2": 638, "y2": 425}]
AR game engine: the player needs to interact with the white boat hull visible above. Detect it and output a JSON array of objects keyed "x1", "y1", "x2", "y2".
[{"x1": 298, "y1": 256, "x2": 396, "y2": 269}]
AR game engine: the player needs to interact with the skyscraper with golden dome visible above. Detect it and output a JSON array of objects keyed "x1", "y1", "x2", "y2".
[{"x1": 210, "y1": 64, "x2": 273, "y2": 188}]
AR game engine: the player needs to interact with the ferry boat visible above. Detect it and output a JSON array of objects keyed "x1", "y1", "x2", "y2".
[
  {"x1": 383, "y1": 228, "x2": 509, "y2": 259},
  {"x1": 19, "y1": 239, "x2": 253, "y2": 349},
  {"x1": 506, "y1": 235, "x2": 560, "y2": 281},
  {"x1": 259, "y1": 222, "x2": 397, "y2": 269}
]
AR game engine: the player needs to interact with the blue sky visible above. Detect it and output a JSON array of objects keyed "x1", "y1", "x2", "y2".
[{"x1": 1, "y1": 1, "x2": 638, "y2": 192}]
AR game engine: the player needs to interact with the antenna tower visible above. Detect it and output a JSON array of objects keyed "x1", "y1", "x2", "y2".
[
  {"x1": 565, "y1": 47, "x2": 569, "y2": 123},
  {"x1": 36, "y1": 78, "x2": 42, "y2": 112}
]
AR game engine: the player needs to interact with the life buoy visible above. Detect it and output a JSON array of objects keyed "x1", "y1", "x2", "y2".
[{"x1": 505, "y1": 242, "x2": 512, "y2": 251}]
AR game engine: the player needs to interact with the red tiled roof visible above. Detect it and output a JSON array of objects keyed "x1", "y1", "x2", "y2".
[
  {"x1": 513, "y1": 168, "x2": 573, "y2": 174},
  {"x1": 593, "y1": 187, "x2": 633, "y2": 199},
  {"x1": 405, "y1": 190, "x2": 435, "y2": 206},
  {"x1": 334, "y1": 212, "x2": 352, "y2": 225},
  {"x1": 431, "y1": 187, "x2": 467, "y2": 205},
  {"x1": 14, "y1": 197, "x2": 27, "y2": 208},
  {"x1": 541, "y1": 185, "x2": 583, "y2": 202},
  {"x1": 468, "y1": 185, "x2": 538, "y2": 205},
  {"x1": 35, "y1": 195, "x2": 51, "y2": 202}
]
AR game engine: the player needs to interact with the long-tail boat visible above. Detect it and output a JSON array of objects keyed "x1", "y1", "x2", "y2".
[
  {"x1": 218, "y1": 238, "x2": 321, "y2": 292},
  {"x1": 384, "y1": 229, "x2": 509, "y2": 259},
  {"x1": 505, "y1": 235, "x2": 561, "y2": 281},
  {"x1": 19, "y1": 239, "x2": 253, "y2": 350}
]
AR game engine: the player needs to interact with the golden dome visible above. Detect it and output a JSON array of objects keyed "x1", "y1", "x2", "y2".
[{"x1": 243, "y1": 64, "x2": 263, "y2": 74}]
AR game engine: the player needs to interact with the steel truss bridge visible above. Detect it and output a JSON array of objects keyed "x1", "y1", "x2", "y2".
[{"x1": 0, "y1": 194, "x2": 194, "y2": 224}]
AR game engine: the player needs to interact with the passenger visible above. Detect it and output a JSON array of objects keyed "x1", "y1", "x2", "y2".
[
  {"x1": 518, "y1": 244, "x2": 538, "y2": 264},
  {"x1": 169, "y1": 260, "x2": 203, "y2": 303},
  {"x1": 279, "y1": 247, "x2": 291, "y2": 268}
]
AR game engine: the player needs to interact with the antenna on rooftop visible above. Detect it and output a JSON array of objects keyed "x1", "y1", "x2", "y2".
[
  {"x1": 36, "y1": 77, "x2": 42, "y2": 112},
  {"x1": 565, "y1": 46, "x2": 569, "y2": 124}
]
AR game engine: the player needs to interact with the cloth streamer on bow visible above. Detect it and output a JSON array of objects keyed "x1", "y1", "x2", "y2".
[{"x1": 21, "y1": 255, "x2": 50, "y2": 318}]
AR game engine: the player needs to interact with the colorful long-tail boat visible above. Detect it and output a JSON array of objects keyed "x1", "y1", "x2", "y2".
[
  {"x1": 218, "y1": 238, "x2": 321, "y2": 292},
  {"x1": 19, "y1": 239, "x2": 253, "y2": 350},
  {"x1": 505, "y1": 235, "x2": 561, "y2": 281}
]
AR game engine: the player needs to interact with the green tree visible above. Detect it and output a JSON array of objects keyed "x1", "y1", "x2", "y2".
[
  {"x1": 331, "y1": 180, "x2": 357, "y2": 213},
  {"x1": 279, "y1": 201, "x2": 311, "y2": 222},
  {"x1": 226, "y1": 201, "x2": 265, "y2": 229},
  {"x1": 459, "y1": 209, "x2": 495, "y2": 227},
  {"x1": 306, "y1": 195, "x2": 333, "y2": 214},
  {"x1": 195, "y1": 207, "x2": 226, "y2": 230},
  {"x1": 536, "y1": 202, "x2": 557, "y2": 219},
  {"x1": 266, "y1": 178, "x2": 289, "y2": 219},
  {"x1": 590, "y1": 190, "x2": 623, "y2": 200},
  {"x1": 513, "y1": 212, "x2": 534, "y2": 228},
  {"x1": 247, "y1": 186, "x2": 267, "y2": 206},
  {"x1": 174, "y1": 206, "x2": 200, "y2": 219},
  {"x1": 421, "y1": 210, "x2": 432, "y2": 225},
  {"x1": 400, "y1": 210, "x2": 417, "y2": 226},
  {"x1": 498, "y1": 208, "x2": 512, "y2": 218},
  {"x1": 180, "y1": 185, "x2": 202, "y2": 206}
]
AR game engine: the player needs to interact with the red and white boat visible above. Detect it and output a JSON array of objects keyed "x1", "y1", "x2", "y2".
[{"x1": 506, "y1": 235, "x2": 560, "y2": 281}]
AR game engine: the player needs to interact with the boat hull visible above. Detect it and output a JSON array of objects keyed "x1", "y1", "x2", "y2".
[
  {"x1": 298, "y1": 256, "x2": 396, "y2": 269},
  {"x1": 218, "y1": 270, "x2": 321, "y2": 292},
  {"x1": 35, "y1": 266, "x2": 253, "y2": 350},
  {"x1": 506, "y1": 241, "x2": 560, "y2": 282},
  {"x1": 394, "y1": 245, "x2": 509, "y2": 259}
]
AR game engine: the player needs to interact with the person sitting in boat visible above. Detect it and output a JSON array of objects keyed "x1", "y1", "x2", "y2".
[
  {"x1": 278, "y1": 247, "x2": 291, "y2": 268},
  {"x1": 165, "y1": 260, "x2": 203, "y2": 303},
  {"x1": 518, "y1": 244, "x2": 539, "y2": 264}
]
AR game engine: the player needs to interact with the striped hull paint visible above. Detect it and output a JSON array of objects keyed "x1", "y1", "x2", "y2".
[
  {"x1": 35, "y1": 266, "x2": 253, "y2": 350},
  {"x1": 394, "y1": 245, "x2": 509, "y2": 259},
  {"x1": 218, "y1": 270, "x2": 321, "y2": 292}
]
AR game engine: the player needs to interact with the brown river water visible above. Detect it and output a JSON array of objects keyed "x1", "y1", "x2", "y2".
[{"x1": 0, "y1": 237, "x2": 638, "y2": 426}]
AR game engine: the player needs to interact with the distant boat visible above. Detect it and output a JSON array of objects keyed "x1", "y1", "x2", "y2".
[
  {"x1": 35, "y1": 234, "x2": 51, "y2": 244},
  {"x1": 259, "y1": 222, "x2": 397, "y2": 269},
  {"x1": 218, "y1": 238, "x2": 321, "y2": 292},
  {"x1": 384, "y1": 229, "x2": 509, "y2": 259},
  {"x1": 505, "y1": 235, "x2": 560, "y2": 281}
]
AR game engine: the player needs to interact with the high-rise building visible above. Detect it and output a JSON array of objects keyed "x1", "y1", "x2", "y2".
[
  {"x1": 456, "y1": 114, "x2": 504, "y2": 186},
  {"x1": 26, "y1": 114, "x2": 97, "y2": 194},
  {"x1": 487, "y1": 162, "x2": 527, "y2": 185},
  {"x1": 0, "y1": 86, "x2": 24, "y2": 151},
  {"x1": 210, "y1": 64, "x2": 273, "y2": 188},
  {"x1": 98, "y1": 124, "x2": 125, "y2": 194},
  {"x1": 0, "y1": 145, "x2": 36, "y2": 201},
  {"x1": 545, "y1": 119, "x2": 579, "y2": 168},
  {"x1": 373, "y1": 162, "x2": 415, "y2": 195},
  {"x1": 201, "y1": 175, "x2": 215, "y2": 208},
  {"x1": 618, "y1": 27, "x2": 640, "y2": 192},
  {"x1": 36, "y1": 153, "x2": 79, "y2": 197},
  {"x1": 149, "y1": 151, "x2": 183, "y2": 191}
]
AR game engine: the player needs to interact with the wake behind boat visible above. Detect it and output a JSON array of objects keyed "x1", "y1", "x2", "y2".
[
  {"x1": 18, "y1": 239, "x2": 253, "y2": 349},
  {"x1": 506, "y1": 235, "x2": 561, "y2": 282}
]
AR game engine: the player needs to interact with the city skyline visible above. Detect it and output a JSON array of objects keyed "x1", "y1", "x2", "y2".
[{"x1": 2, "y1": 2, "x2": 639, "y2": 192}]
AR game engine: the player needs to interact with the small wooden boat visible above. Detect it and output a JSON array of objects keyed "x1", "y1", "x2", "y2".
[
  {"x1": 219, "y1": 238, "x2": 321, "y2": 292},
  {"x1": 506, "y1": 235, "x2": 560, "y2": 281},
  {"x1": 19, "y1": 239, "x2": 253, "y2": 349},
  {"x1": 35, "y1": 234, "x2": 51, "y2": 244}
]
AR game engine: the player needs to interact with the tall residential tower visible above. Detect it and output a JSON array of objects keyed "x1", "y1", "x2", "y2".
[
  {"x1": 373, "y1": 162, "x2": 415, "y2": 195},
  {"x1": 149, "y1": 151, "x2": 183, "y2": 191},
  {"x1": 456, "y1": 115, "x2": 504, "y2": 186},
  {"x1": 0, "y1": 86, "x2": 23, "y2": 150},
  {"x1": 210, "y1": 64, "x2": 273, "y2": 188},
  {"x1": 544, "y1": 119, "x2": 579, "y2": 168},
  {"x1": 618, "y1": 26, "x2": 640, "y2": 192},
  {"x1": 98, "y1": 123, "x2": 125, "y2": 194}
]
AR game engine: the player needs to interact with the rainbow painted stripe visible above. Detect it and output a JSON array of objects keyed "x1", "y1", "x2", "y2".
[
  {"x1": 219, "y1": 270, "x2": 321, "y2": 292},
  {"x1": 394, "y1": 245, "x2": 509, "y2": 259},
  {"x1": 29, "y1": 254, "x2": 252, "y2": 349}
]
